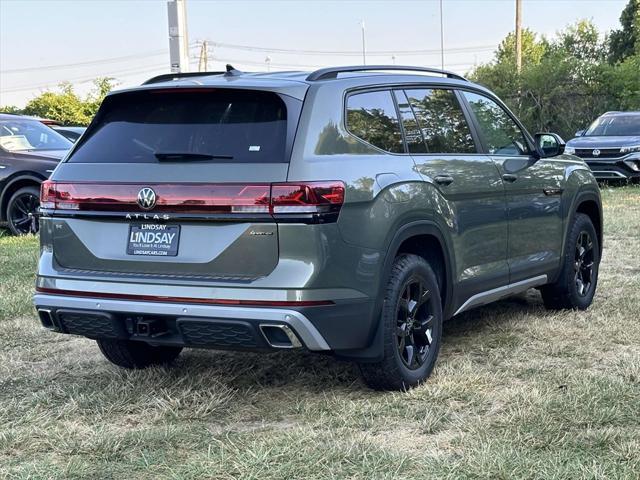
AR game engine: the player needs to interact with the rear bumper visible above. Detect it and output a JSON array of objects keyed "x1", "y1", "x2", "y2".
[
  {"x1": 33, "y1": 293, "x2": 377, "y2": 354},
  {"x1": 34, "y1": 293, "x2": 331, "y2": 351}
]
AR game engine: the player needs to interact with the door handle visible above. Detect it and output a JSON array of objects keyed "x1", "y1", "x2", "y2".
[
  {"x1": 502, "y1": 173, "x2": 518, "y2": 183},
  {"x1": 434, "y1": 175, "x2": 454, "y2": 186}
]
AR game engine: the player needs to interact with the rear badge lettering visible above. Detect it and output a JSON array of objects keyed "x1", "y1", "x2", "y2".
[{"x1": 126, "y1": 213, "x2": 171, "y2": 221}]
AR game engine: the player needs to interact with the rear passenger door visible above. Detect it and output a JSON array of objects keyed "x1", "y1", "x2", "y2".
[
  {"x1": 460, "y1": 91, "x2": 564, "y2": 283},
  {"x1": 396, "y1": 87, "x2": 509, "y2": 300}
]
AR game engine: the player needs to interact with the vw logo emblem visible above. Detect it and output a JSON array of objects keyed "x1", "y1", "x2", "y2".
[
  {"x1": 137, "y1": 187, "x2": 157, "y2": 210},
  {"x1": 592, "y1": 149, "x2": 601, "y2": 157}
]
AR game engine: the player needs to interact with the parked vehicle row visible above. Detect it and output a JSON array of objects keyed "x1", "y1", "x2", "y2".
[
  {"x1": 566, "y1": 111, "x2": 640, "y2": 182},
  {"x1": 31, "y1": 65, "x2": 602, "y2": 390},
  {"x1": 0, "y1": 114, "x2": 72, "y2": 235}
]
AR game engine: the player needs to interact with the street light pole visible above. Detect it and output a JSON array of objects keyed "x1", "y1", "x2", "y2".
[
  {"x1": 439, "y1": 0, "x2": 445, "y2": 71},
  {"x1": 361, "y1": 20, "x2": 366, "y2": 65},
  {"x1": 515, "y1": 0, "x2": 522, "y2": 73}
]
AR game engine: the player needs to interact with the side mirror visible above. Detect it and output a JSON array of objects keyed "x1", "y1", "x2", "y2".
[
  {"x1": 575, "y1": 130, "x2": 585, "y2": 137},
  {"x1": 534, "y1": 132, "x2": 565, "y2": 158}
]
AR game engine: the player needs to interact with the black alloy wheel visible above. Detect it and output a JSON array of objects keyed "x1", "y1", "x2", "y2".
[
  {"x1": 7, "y1": 186, "x2": 40, "y2": 235},
  {"x1": 574, "y1": 230, "x2": 595, "y2": 297},
  {"x1": 396, "y1": 276, "x2": 435, "y2": 370}
]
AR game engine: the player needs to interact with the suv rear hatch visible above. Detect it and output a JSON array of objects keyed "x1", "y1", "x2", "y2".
[{"x1": 42, "y1": 86, "x2": 328, "y2": 281}]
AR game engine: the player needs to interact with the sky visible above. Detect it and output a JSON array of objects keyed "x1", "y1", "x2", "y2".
[{"x1": 0, "y1": 0, "x2": 629, "y2": 107}]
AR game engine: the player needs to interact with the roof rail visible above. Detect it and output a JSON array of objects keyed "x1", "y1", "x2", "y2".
[
  {"x1": 142, "y1": 71, "x2": 225, "y2": 85},
  {"x1": 306, "y1": 65, "x2": 468, "y2": 82}
]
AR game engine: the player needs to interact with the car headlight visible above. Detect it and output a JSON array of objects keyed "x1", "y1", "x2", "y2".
[
  {"x1": 621, "y1": 145, "x2": 640, "y2": 154},
  {"x1": 564, "y1": 146, "x2": 576, "y2": 155}
]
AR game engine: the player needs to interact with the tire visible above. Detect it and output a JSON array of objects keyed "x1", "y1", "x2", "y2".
[
  {"x1": 540, "y1": 213, "x2": 600, "y2": 310},
  {"x1": 6, "y1": 186, "x2": 40, "y2": 236},
  {"x1": 359, "y1": 254, "x2": 443, "y2": 391},
  {"x1": 97, "y1": 338, "x2": 182, "y2": 369}
]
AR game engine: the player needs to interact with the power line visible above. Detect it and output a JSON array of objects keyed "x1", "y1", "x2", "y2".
[
  {"x1": 0, "y1": 48, "x2": 180, "y2": 74},
  {"x1": 206, "y1": 40, "x2": 495, "y2": 56}
]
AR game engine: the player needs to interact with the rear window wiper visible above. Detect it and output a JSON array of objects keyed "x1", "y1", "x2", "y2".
[{"x1": 154, "y1": 152, "x2": 234, "y2": 162}]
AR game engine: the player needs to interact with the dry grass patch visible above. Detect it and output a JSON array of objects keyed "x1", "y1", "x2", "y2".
[{"x1": 1, "y1": 186, "x2": 639, "y2": 478}]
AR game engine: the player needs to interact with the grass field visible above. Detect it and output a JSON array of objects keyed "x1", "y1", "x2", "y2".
[{"x1": 1, "y1": 187, "x2": 639, "y2": 479}]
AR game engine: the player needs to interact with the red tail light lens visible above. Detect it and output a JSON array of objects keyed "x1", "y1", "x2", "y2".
[
  {"x1": 39, "y1": 181, "x2": 345, "y2": 219},
  {"x1": 271, "y1": 182, "x2": 345, "y2": 213},
  {"x1": 40, "y1": 180, "x2": 57, "y2": 209}
]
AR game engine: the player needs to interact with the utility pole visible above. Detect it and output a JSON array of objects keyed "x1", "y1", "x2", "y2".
[
  {"x1": 515, "y1": 0, "x2": 522, "y2": 73},
  {"x1": 361, "y1": 20, "x2": 366, "y2": 65},
  {"x1": 167, "y1": 0, "x2": 190, "y2": 73},
  {"x1": 198, "y1": 40, "x2": 208, "y2": 72}
]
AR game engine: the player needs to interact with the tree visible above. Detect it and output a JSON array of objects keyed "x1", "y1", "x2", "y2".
[
  {"x1": 0, "y1": 105, "x2": 23, "y2": 115},
  {"x1": 468, "y1": 19, "x2": 632, "y2": 139},
  {"x1": 608, "y1": 0, "x2": 640, "y2": 63},
  {"x1": 495, "y1": 28, "x2": 548, "y2": 67},
  {"x1": 16, "y1": 77, "x2": 116, "y2": 126}
]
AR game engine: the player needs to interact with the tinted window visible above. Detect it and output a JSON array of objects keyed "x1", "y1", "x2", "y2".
[
  {"x1": 393, "y1": 90, "x2": 427, "y2": 153},
  {"x1": 463, "y1": 91, "x2": 530, "y2": 155},
  {"x1": 403, "y1": 89, "x2": 476, "y2": 154},
  {"x1": 585, "y1": 114, "x2": 640, "y2": 136},
  {"x1": 0, "y1": 119, "x2": 71, "y2": 152},
  {"x1": 346, "y1": 90, "x2": 404, "y2": 153},
  {"x1": 68, "y1": 90, "x2": 288, "y2": 163}
]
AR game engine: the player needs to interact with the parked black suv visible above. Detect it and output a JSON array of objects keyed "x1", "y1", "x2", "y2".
[
  {"x1": 566, "y1": 111, "x2": 640, "y2": 182},
  {"x1": 0, "y1": 114, "x2": 72, "y2": 235},
  {"x1": 34, "y1": 66, "x2": 602, "y2": 390}
]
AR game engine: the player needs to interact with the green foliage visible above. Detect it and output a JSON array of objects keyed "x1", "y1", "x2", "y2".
[
  {"x1": 470, "y1": 15, "x2": 640, "y2": 140},
  {"x1": 608, "y1": 0, "x2": 640, "y2": 63},
  {"x1": 0, "y1": 105, "x2": 23, "y2": 115},
  {"x1": 2, "y1": 78, "x2": 117, "y2": 126}
]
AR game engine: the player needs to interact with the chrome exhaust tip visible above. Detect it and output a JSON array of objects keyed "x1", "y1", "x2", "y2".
[
  {"x1": 37, "y1": 308, "x2": 56, "y2": 330},
  {"x1": 259, "y1": 324, "x2": 303, "y2": 349}
]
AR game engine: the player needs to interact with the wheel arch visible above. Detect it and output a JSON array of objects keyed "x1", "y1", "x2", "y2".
[
  {"x1": 1, "y1": 174, "x2": 44, "y2": 221},
  {"x1": 380, "y1": 221, "x2": 455, "y2": 320},
  {"x1": 569, "y1": 189, "x2": 603, "y2": 257}
]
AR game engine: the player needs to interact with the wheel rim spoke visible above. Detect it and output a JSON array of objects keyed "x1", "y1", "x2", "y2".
[
  {"x1": 395, "y1": 276, "x2": 436, "y2": 370},
  {"x1": 574, "y1": 230, "x2": 595, "y2": 297},
  {"x1": 10, "y1": 194, "x2": 40, "y2": 235}
]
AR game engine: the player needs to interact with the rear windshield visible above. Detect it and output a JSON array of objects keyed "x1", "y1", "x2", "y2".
[{"x1": 68, "y1": 90, "x2": 288, "y2": 163}]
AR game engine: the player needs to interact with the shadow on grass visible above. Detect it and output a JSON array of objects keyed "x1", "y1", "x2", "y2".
[{"x1": 118, "y1": 289, "x2": 548, "y2": 392}]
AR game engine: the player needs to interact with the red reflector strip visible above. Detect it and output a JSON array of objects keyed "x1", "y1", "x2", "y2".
[{"x1": 35, "y1": 286, "x2": 334, "y2": 307}]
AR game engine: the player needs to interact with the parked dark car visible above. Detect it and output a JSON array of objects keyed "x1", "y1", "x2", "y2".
[
  {"x1": 566, "y1": 111, "x2": 640, "y2": 182},
  {"x1": 0, "y1": 114, "x2": 72, "y2": 235},
  {"x1": 34, "y1": 66, "x2": 602, "y2": 390},
  {"x1": 51, "y1": 126, "x2": 86, "y2": 143}
]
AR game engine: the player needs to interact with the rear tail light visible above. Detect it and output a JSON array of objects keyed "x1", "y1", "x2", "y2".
[
  {"x1": 271, "y1": 182, "x2": 345, "y2": 214},
  {"x1": 40, "y1": 181, "x2": 345, "y2": 221}
]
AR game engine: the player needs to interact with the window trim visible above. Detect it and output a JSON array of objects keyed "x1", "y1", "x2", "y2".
[
  {"x1": 399, "y1": 87, "x2": 481, "y2": 155},
  {"x1": 344, "y1": 87, "x2": 407, "y2": 155},
  {"x1": 343, "y1": 83, "x2": 490, "y2": 157},
  {"x1": 457, "y1": 88, "x2": 536, "y2": 157}
]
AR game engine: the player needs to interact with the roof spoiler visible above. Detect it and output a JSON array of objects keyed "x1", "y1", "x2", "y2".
[
  {"x1": 142, "y1": 65, "x2": 243, "y2": 85},
  {"x1": 306, "y1": 65, "x2": 467, "y2": 82}
]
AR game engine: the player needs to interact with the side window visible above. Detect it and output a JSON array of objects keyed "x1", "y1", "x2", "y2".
[
  {"x1": 393, "y1": 90, "x2": 427, "y2": 153},
  {"x1": 346, "y1": 90, "x2": 404, "y2": 153},
  {"x1": 401, "y1": 88, "x2": 476, "y2": 154},
  {"x1": 462, "y1": 91, "x2": 530, "y2": 156}
]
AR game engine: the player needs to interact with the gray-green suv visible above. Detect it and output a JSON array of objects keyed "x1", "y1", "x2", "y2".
[{"x1": 34, "y1": 65, "x2": 602, "y2": 390}]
